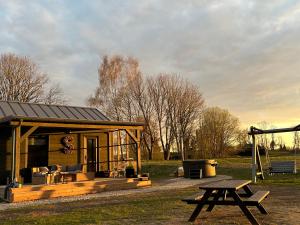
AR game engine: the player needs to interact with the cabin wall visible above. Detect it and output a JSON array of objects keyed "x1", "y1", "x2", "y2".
[
  {"x1": 1, "y1": 128, "x2": 116, "y2": 184},
  {"x1": 0, "y1": 127, "x2": 12, "y2": 184},
  {"x1": 46, "y1": 132, "x2": 110, "y2": 170},
  {"x1": 48, "y1": 134, "x2": 79, "y2": 166},
  {"x1": 99, "y1": 132, "x2": 109, "y2": 171}
]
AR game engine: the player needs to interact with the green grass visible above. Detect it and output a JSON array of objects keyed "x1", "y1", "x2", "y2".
[
  {"x1": 142, "y1": 160, "x2": 181, "y2": 180},
  {"x1": 142, "y1": 152, "x2": 300, "y2": 185},
  {"x1": 1, "y1": 153, "x2": 299, "y2": 224}
]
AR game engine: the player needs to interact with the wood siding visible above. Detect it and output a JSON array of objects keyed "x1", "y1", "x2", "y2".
[
  {"x1": 0, "y1": 127, "x2": 12, "y2": 184},
  {"x1": 48, "y1": 134, "x2": 79, "y2": 166}
]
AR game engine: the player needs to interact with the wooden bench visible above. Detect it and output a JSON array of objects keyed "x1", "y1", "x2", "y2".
[
  {"x1": 244, "y1": 191, "x2": 270, "y2": 204},
  {"x1": 269, "y1": 161, "x2": 296, "y2": 174},
  {"x1": 243, "y1": 190, "x2": 270, "y2": 215},
  {"x1": 182, "y1": 192, "x2": 205, "y2": 204},
  {"x1": 182, "y1": 190, "x2": 220, "y2": 204}
]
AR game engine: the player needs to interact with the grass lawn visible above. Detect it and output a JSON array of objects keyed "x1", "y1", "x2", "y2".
[
  {"x1": 1, "y1": 153, "x2": 299, "y2": 224},
  {"x1": 142, "y1": 151, "x2": 300, "y2": 186},
  {"x1": 0, "y1": 189, "x2": 198, "y2": 225}
]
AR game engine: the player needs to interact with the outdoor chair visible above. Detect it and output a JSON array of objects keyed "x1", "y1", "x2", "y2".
[
  {"x1": 31, "y1": 167, "x2": 51, "y2": 185},
  {"x1": 50, "y1": 164, "x2": 94, "y2": 182}
]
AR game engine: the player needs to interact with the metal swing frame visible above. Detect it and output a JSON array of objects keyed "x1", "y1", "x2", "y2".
[{"x1": 248, "y1": 125, "x2": 299, "y2": 183}]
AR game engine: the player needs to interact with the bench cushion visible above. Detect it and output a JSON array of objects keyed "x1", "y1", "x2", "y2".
[{"x1": 244, "y1": 191, "x2": 270, "y2": 204}]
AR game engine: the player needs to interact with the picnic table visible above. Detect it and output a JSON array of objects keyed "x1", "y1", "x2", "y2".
[{"x1": 182, "y1": 179, "x2": 269, "y2": 225}]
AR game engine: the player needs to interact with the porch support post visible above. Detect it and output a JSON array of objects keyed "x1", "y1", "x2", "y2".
[
  {"x1": 20, "y1": 126, "x2": 39, "y2": 169},
  {"x1": 136, "y1": 129, "x2": 141, "y2": 176},
  {"x1": 125, "y1": 129, "x2": 138, "y2": 143},
  {"x1": 126, "y1": 133, "x2": 129, "y2": 159},
  {"x1": 21, "y1": 126, "x2": 38, "y2": 143},
  {"x1": 251, "y1": 127, "x2": 257, "y2": 183},
  {"x1": 108, "y1": 131, "x2": 114, "y2": 172},
  {"x1": 14, "y1": 125, "x2": 21, "y2": 182}
]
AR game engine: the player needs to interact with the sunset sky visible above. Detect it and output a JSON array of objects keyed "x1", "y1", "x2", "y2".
[{"x1": 1, "y1": 0, "x2": 300, "y2": 130}]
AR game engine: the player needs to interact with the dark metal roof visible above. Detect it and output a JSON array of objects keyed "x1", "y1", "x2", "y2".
[{"x1": 0, "y1": 101, "x2": 110, "y2": 122}]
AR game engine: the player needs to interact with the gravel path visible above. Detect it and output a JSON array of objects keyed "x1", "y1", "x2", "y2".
[{"x1": 0, "y1": 175, "x2": 230, "y2": 211}]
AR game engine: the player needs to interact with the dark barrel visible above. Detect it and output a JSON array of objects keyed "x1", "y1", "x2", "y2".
[{"x1": 182, "y1": 159, "x2": 217, "y2": 178}]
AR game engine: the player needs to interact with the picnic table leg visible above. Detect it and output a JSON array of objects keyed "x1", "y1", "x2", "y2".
[
  {"x1": 243, "y1": 185, "x2": 254, "y2": 197},
  {"x1": 229, "y1": 190, "x2": 261, "y2": 225},
  {"x1": 188, "y1": 190, "x2": 213, "y2": 222},
  {"x1": 206, "y1": 190, "x2": 224, "y2": 212},
  {"x1": 256, "y1": 203, "x2": 268, "y2": 214}
]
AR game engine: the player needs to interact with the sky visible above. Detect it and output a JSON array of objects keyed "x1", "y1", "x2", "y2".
[{"x1": 1, "y1": 0, "x2": 300, "y2": 129}]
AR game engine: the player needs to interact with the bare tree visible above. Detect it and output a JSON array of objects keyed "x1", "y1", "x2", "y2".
[
  {"x1": 236, "y1": 129, "x2": 249, "y2": 149},
  {"x1": 0, "y1": 53, "x2": 65, "y2": 104},
  {"x1": 293, "y1": 131, "x2": 300, "y2": 151},
  {"x1": 44, "y1": 83, "x2": 67, "y2": 105},
  {"x1": 88, "y1": 55, "x2": 205, "y2": 160},
  {"x1": 276, "y1": 135, "x2": 285, "y2": 150},
  {"x1": 256, "y1": 121, "x2": 272, "y2": 149},
  {"x1": 130, "y1": 74, "x2": 158, "y2": 160},
  {"x1": 88, "y1": 55, "x2": 140, "y2": 121},
  {"x1": 165, "y1": 76, "x2": 204, "y2": 160},
  {"x1": 147, "y1": 75, "x2": 173, "y2": 160}
]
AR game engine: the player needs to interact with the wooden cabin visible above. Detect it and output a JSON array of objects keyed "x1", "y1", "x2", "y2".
[{"x1": 0, "y1": 101, "x2": 144, "y2": 186}]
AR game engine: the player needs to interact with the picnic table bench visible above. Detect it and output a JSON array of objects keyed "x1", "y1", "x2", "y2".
[{"x1": 182, "y1": 179, "x2": 269, "y2": 225}]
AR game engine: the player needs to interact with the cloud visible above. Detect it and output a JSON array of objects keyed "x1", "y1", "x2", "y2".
[{"x1": 0, "y1": 0, "x2": 300, "y2": 127}]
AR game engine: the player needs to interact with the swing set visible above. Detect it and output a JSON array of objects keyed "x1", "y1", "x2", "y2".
[{"x1": 248, "y1": 125, "x2": 298, "y2": 183}]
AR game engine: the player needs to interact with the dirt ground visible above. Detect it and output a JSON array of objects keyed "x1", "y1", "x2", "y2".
[{"x1": 185, "y1": 185, "x2": 300, "y2": 225}]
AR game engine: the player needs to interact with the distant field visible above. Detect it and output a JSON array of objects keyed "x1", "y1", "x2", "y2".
[{"x1": 142, "y1": 151, "x2": 300, "y2": 185}]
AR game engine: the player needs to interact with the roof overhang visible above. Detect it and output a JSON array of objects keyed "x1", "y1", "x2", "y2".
[{"x1": 1, "y1": 116, "x2": 144, "y2": 130}]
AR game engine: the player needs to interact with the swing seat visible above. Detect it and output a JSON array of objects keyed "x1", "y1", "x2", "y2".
[{"x1": 269, "y1": 161, "x2": 296, "y2": 174}]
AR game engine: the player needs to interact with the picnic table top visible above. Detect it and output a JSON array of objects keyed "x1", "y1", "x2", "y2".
[{"x1": 199, "y1": 179, "x2": 251, "y2": 190}]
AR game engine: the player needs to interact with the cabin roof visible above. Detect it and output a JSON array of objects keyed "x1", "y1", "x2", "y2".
[{"x1": 0, "y1": 100, "x2": 110, "y2": 122}]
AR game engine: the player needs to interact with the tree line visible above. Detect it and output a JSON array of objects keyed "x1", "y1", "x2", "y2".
[
  {"x1": 0, "y1": 52, "x2": 250, "y2": 160},
  {"x1": 88, "y1": 55, "x2": 247, "y2": 160}
]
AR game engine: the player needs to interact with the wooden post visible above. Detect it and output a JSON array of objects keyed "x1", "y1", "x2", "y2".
[
  {"x1": 256, "y1": 146, "x2": 264, "y2": 180},
  {"x1": 117, "y1": 130, "x2": 121, "y2": 163},
  {"x1": 14, "y1": 126, "x2": 21, "y2": 182},
  {"x1": 251, "y1": 134, "x2": 256, "y2": 183},
  {"x1": 136, "y1": 130, "x2": 141, "y2": 175},
  {"x1": 23, "y1": 138, "x2": 28, "y2": 168},
  {"x1": 81, "y1": 135, "x2": 87, "y2": 173},
  {"x1": 108, "y1": 131, "x2": 114, "y2": 172},
  {"x1": 126, "y1": 133, "x2": 129, "y2": 159}
]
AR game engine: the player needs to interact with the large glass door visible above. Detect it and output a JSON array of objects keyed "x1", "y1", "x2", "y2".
[
  {"x1": 28, "y1": 137, "x2": 48, "y2": 168},
  {"x1": 87, "y1": 137, "x2": 98, "y2": 172}
]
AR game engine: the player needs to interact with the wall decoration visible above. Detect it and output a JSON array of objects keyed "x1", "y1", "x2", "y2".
[{"x1": 61, "y1": 135, "x2": 74, "y2": 154}]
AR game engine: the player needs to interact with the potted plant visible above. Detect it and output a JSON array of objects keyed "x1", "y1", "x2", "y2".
[{"x1": 125, "y1": 164, "x2": 135, "y2": 178}]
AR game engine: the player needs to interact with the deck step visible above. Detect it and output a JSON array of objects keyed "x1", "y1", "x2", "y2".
[
  {"x1": 7, "y1": 179, "x2": 151, "y2": 203},
  {"x1": 244, "y1": 191, "x2": 269, "y2": 204}
]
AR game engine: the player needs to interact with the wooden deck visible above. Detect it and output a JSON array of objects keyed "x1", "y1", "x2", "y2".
[{"x1": 1, "y1": 178, "x2": 151, "y2": 203}]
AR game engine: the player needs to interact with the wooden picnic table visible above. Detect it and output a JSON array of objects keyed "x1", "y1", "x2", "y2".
[{"x1": 182, "y1": 179, "x2": 269, "y2": 225}]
